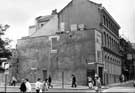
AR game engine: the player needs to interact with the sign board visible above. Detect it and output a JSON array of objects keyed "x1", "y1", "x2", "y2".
[
  {"x1": 4, "y1": 70, "x2": 9, "y2": 75},
  {"x1": 95, "y1": 30, "x2": 102, "y2": 63},
  {"x1": 60, "y1": 22, "x2": 65, "y2": 31}
]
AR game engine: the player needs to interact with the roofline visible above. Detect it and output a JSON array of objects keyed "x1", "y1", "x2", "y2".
[
  {"x1": 58, "y1": 0, "x2": 120, "y2": 29},
  {"x1": 58, "y1": 0, "x2": 72, "y2": 14},
  {"x1": 88, "y1": 0, "x2": 102, "y2": 7},
  {"x1": 58, "y1": 0, "x2": 102, "y2": 14},
  {"x1": 101, "y1": 7, "x2": 120, "y2": 29}
]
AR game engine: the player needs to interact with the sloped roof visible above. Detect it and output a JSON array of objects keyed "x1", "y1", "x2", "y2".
[
  {"x1": 58, "y1": 0, "x2": 120, "y2": 29},
  {"x1": 36, "y1": 15, "x2": 54, "y2": 22},
  {"x1": 58, "y1": 0, "x2": 101, "y2": 14}
]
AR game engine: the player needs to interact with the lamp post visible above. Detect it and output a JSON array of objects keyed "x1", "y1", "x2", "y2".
[
  {"x1": 4, "y1": 64, "x2": 9, "y2": 93},
  {"x1": 0, "y1": 24, "x2": 10, "y2": 93},
  {"x1": 3, "y1": 61, "x2": 9, "y2": 93}
]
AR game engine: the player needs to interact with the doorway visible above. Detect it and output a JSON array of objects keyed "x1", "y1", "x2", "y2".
[
  {"x1": 98, "y1": 67, "x2": 103, "y2": 84},
  {"x1": 42, "y1": 70, "x2": 47, "y2": 81}
]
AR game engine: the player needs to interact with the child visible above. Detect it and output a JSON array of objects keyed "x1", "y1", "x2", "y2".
[{"x1": 88, "y1": 76, "x2": 93, "y2": 89}]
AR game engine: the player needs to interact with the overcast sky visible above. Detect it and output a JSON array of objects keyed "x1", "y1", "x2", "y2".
[{"x1": 0, "y1": 0, "x2": 134, "y2": 48}]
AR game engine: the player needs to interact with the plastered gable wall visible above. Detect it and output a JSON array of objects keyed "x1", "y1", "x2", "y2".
[
  {"x1": 58, "y1": 0, "x2": 101, "y2": 31},
  {"x1": 30, "y1": 15, "x2": 58, "y2": 37},
  {"x1": 49, "y1": 30, "x2": 96, "y2": 85},
  {"x1": 17, "y1": 36, "x2": 50, "y2": 82},
  {"x1": 17, "y1": 30, "x2": 96, "y2": 85}
]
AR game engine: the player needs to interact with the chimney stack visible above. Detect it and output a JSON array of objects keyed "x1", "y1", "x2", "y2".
[{"x1": 51, "y1": 9, "x2": 57, "y2": 15}]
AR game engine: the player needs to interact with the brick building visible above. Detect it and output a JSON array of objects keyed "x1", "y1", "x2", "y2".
[{"x1": 17, "y1": 0, "x2": 121, "y2": 85}]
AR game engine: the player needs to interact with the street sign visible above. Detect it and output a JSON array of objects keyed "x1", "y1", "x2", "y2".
[{"x1": 4, "y1": 70, "x2": 9, "y2": 75}]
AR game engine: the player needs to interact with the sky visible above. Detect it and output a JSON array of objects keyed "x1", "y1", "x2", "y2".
[{"x1": 0, "y1": 0, "x2": 134, "y2": 48}]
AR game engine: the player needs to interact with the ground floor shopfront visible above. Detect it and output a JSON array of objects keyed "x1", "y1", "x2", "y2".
[{"x1": 87, "y1": 61, "x2": 121, "y2": 85}]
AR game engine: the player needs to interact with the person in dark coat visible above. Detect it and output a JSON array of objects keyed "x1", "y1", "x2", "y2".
[
  {"x1": 71, "y1": 74, "x2": 77, "y2": 88},
  {"x1": 48, "y1": 75, "x2": 53, "y2": 88},
  {"x1": 19, "y1": 79, "x2": 26, "y2": 93}
]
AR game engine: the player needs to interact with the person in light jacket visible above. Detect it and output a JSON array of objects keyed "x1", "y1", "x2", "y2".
[
  {"x1": 35, "y1": 78, "x2": 42, "y2": 93},
  {"x1": 25, "y1": 79, "x2": 32, "y2": 92}
]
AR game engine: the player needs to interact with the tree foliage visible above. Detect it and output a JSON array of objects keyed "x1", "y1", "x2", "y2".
[{"x1": 0, "y1": 38, "x2": 12, "y2": 59}]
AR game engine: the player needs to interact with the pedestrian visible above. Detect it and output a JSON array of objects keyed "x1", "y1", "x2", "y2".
[
  {"x1": 48, "y1": 75, "x2": 53, "y2": 88},
  {"x1": 42, "y1": 79, "x2": 48, "y2": 91},
  {"x1": 133, "y1": 80, "x2": 135, "y2": 87},
  {"x1": 35, "y1": 78, "x2": 42, "y2": 93},
  {"x1": 19, "y1": 79, "x2": 26, "y2": 93},
  {"x1": 11, "y1": 76, "x2": 17, "y2": 86},
  {"x1": 95, "y1": 76, "x2": 101, "y2": 93},
  {"x1": 121, "y1": 74, "x2": 125, "y2": 82},
  {"x1": 88, "y1": 76, "x2": 93, "y2": 89},
  {"x1": 25, "y1": 78, "x2": 32, "y2": 92},
  {"x1": 71, "y1": 74, "x2": 77, "y2": 88}
]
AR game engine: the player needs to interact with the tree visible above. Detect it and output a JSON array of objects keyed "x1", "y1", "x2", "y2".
[
  {"x1": 0, "y1": 24, "x2": 12, "y2": 59},
  {"x1": 0, "y1": 38, "x2": 12, "y2": 59}
]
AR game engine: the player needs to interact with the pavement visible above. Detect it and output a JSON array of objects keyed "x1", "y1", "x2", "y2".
[
  {"x1": 0, "y1": 83, "x2": 107, "y2": 92},
  {"x1": 102, "y1": 87, "x2": 135, "y2": 92},
  {"x1": 0, "y1": 80, "x2": 134, "y2": 92}
]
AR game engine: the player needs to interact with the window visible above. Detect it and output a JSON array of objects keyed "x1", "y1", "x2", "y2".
[
  {"x1": 49, "y1": 35, "x2": 60, "y2": 53},
  {"x1": 104, "y1": 32, "x2": 106, "y2": 46},
  {"x1": 96, "y1": 38, "x2": 100, "y2": 43},
  {"x1": 97, "y1": 51, "x2": 102, "y2": 62},
  {"x1": 103, "y1": 15, "x2": 105, "y2": 25},
  {"x1": 41, "y1": 24, "x2": 44, "y2": 27},
  {"x1": 51, "y1": 38, "x2": 57, "y2": 50}
]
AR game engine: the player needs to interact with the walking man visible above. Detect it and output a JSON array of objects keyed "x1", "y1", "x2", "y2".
[
  {"x1": 48, "y1": 75, "x2": 53, "y2": 88},
  {"x1": 71, "y1": 74, "x2": 77, "y2": 88}
]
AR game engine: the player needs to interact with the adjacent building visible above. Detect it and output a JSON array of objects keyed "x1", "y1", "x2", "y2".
[
  {"x1": 119, "y1": 38, "x2": 135, "y2": 80},
  {"x1": 17, "y1": 0, "x2": 121, "y2": 85}
]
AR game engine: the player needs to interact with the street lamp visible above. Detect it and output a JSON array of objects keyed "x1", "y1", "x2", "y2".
[
  {"x1": 1, "y1": 58, "x2": 9, "y2": 93},
  {"x1": 0, "y1": 24, "x2": 10, "y2": 93}
]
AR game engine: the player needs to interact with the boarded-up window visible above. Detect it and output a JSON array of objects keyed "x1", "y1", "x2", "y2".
[
  {"x1": 51, "y1": 37, "x2": 57, "y2": 50},
  {"x1": 49, "y1": 35, "x2": 60, "y2": 53}
]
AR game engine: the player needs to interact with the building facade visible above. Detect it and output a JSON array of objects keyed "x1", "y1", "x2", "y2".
[
  {"x1": 17, "y1": 0, "x2": 121, "y2": 85},
  {"x1": 120, "y1": 38, "x2": 135, "y2": 80},
  {"x1": 17, "y1": 29, "x2": 102, "y2": 85},
  {"x1": 58, "y1": 0, "x2": 121, "y2": 84}
]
